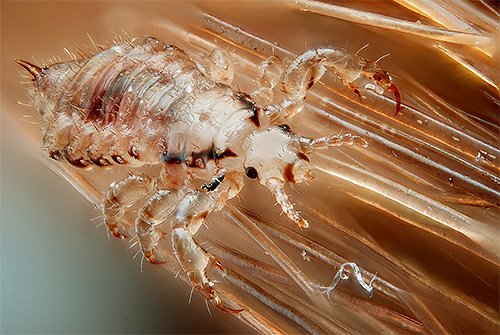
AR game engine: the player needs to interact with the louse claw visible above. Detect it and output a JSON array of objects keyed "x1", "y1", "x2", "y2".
[
  {"x1": 212, "y1": 296, "x2": 244, "y2": 314},
  {"x1": 388, "y1": 83, "x2": 402, "y2": 117}
]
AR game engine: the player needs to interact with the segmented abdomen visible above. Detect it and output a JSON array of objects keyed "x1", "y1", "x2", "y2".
[{"x1": 36, "y1": 37, "x2": 213, "y2": 168}]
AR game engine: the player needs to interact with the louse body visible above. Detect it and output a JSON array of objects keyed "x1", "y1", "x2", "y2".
[{"x1": 18, "y1": 36, "x2": 400, "y2": 312}]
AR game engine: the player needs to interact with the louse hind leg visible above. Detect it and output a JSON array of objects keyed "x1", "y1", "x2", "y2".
[
  {"x1": 172, "y1": 226, "x2": 242, "y2": 313},
  {"x1": 170, "y1": 189, "x2": 243, "y2": 312},
  {"x1": 271, "y1": 48, "x2": 401, "y2": 118},
  {"x1": 136, "y1": 177, "x2": 244, "y2": 312},
  {"x1": 102, "y1": 174, "x2": 155, "y2": 238}
]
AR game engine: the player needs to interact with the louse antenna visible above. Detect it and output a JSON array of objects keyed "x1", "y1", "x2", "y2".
[
  {"x1": 355, "y1": 43, "x2": 370, "y2": 55},
  {"x1": 374, "y1": 52, "x2": 391, "y2": 64}
]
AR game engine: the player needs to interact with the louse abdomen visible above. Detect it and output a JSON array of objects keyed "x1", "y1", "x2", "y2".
[{"x1": 33, "y1": 37, "x2": 214, "y2": 168}]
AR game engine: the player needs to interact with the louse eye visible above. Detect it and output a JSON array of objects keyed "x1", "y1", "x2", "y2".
[
  {"x1": 245, "y1": 166, "x2": 258, "y2": 179},
  {"x1": 277, "y1": 124, "x2": 292, "y2": 133}
]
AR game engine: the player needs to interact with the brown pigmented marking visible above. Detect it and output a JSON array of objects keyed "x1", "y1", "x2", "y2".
[
  {"x1": 249, "y1": 110, "x2": 260, "y2": 127},
  {"x1": 86, "y1": 81, "x2": 108, "y2": 122},
  {"x1": 49, "y1": 150, "x2": 62, "y2": 160},
  {"x1": 236, "y1": 92, "x2": 260, "y2": 127},
  {"x1": 199, "y1": 211, "x2": 209, "y2": 220},
  {"x1": 111, "y1": 155, "x2": 126, "y2": 164},
  {"x1": 297, "y1": 152, "x2": 309, "y2": 162},
  {"x1": 128, "y1": 146, "x2": 139, "y2": 159},
  {"x1": 91, "y1": 157, "x2": 111, "y2": 167},
  {"x1": 283, "y1": 163, "x2": 295, "y2": 183},
  {"x1": 216, "y1": 148, "x2": 237, "y2": 160},
  {"x1": 67, "y1": 157, "x2": 90, "y2": 168}
]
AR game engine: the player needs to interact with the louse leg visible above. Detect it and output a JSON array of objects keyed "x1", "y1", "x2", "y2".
[
  {"x1": 102, "y1": 174, "x2": 155, "y2": 238},
  {"x1": 171, "y1": 191, "x2": 243, "y2": 313},
  {"x1": 171, "y1": 226, "x2": 242, "y2": 313},
  {"x1": 135, "y1": 189, "x2": 184, "y2": 264},
  {"x1": 276, "y1": 48, "x2": 400, "y2": 117},
  {"x1": 137, "y1": 173, "x2": 243, "y2": 264},
  {"x1": 346, "y1": 82, "x2": 363, "y2": 103},
  {"x1": 137, "y1": 174, "x2": 244, "y2": 312},
  {"x1": 210, "y1": 48, "x2": 234, "y2": 86}
]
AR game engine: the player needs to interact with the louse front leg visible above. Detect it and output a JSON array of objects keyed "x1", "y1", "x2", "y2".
[
  {"x1": 102, "y1": 174, "x2": 155, "y2": 238},
  {"x1": 270, "y1": 48, "x2": 401, "y2": 118}
]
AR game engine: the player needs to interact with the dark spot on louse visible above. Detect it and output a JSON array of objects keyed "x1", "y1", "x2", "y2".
[
  {"x1": 183, "y1": 146, "x2": 238, "y2": 168},
  {"x1": 249, "y1": 112, "x2": 260, "y2": 127},
  {"x1": 67, "y1": 157, "x2": 90, "y2": 168},
  {"x1": 162, "y1": 151, "x2": 185, "y2": 165},
  {"x1": 297, "y1": 152, "x2": 309, "y2": 162},
  {"x1": 202, "y1": 175, "x2": 225, "y2": 191},
  {"x1": 277, "y1": 124, "x2": 292, "y2": 132},
  {"x1": 236, "y1": 92, "x2": 260, "y2": 127},
  {"x1": 245, "y1": 166, "x2": 258, "y2": 179},
  {"x1": 86, "y1": 83, "x2": 107, "y2": 122},
  {"x1": 307, "y1": 78, "x2": 314, "y2": 90},
  {"x1": 128, "y1": 146, "x2": 139, "y2": 159},
  {"x1": 216, "y1": 148, "x2": 237, "y2": 160},
  {"x1": 49, "y1": 150, "x2": 62, "y2": 160},
  {"x1": 112, "y1": 155, "x2": 126, "y2": 164},
  {"x1": 91, "y1": 157, "x2": 111, "y2": 166},
  {"x1": 284, "y1": 163, "x2": 295, "y2": 183}
]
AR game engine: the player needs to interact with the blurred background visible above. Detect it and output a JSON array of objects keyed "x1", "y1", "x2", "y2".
[{"x1": 1, "y1": 1, "x2": 498, "y2": 334}]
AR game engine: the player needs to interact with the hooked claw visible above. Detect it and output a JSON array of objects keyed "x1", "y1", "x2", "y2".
[
  {"x1": 387, "y1": 83, "x2": 401, "y2": 117},
  {"x1": 201, "y1": 284, "x2": 244, "y2": 314},
  {"x1": 212, "y1": 296, "x2": 244, "y2": 314}
]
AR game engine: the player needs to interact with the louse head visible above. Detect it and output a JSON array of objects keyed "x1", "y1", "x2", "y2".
[{"x1": 244, "y1": 124, "x2": 314, "y2": 186}]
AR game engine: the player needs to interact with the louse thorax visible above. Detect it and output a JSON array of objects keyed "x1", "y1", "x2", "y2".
[
  {"x1": 242, "y1": 125, "x2": 314, "y2": 187},
  {"x1": 160, "y1": 85, "x2": 261, "y2": 184}
]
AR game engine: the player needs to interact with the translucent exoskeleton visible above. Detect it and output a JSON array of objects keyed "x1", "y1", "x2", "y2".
[{"x1": 16, "y1": 36, "x2": 401, "y2": 313}]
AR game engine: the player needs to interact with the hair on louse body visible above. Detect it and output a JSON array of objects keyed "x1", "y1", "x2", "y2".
[{"x1": 17, "y1": 36, "x2": 400, "y2": 312}]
